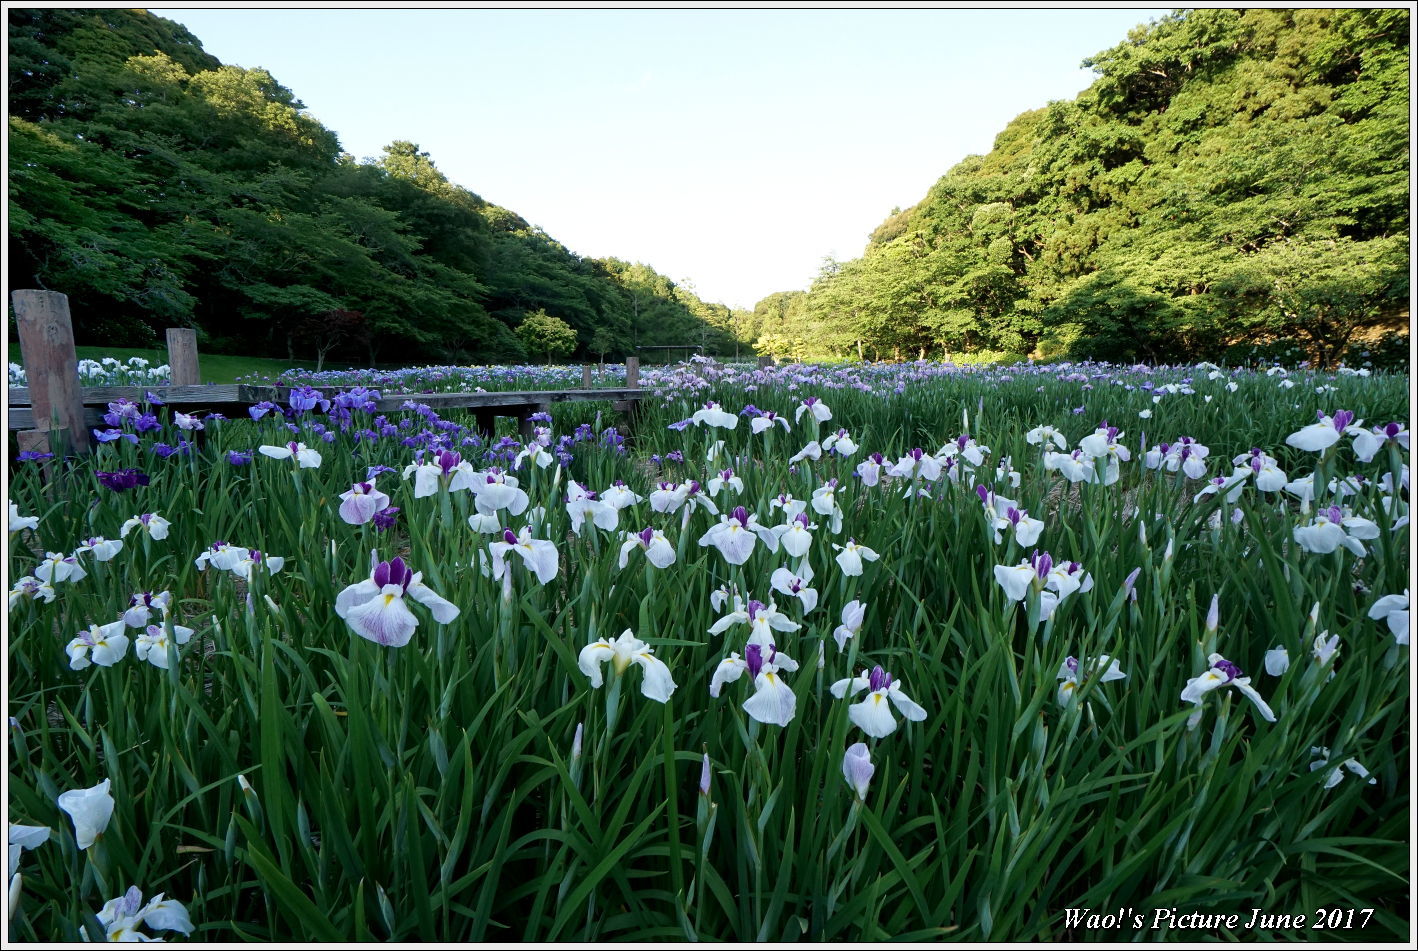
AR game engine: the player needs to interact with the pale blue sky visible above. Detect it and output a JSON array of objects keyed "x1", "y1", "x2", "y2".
[{"x1": 154, "y1": 7, "x2": 1166, "y2": 309}]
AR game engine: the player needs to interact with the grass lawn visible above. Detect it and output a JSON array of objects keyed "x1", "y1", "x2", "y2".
[{"x1": 73, "y1": 346, "x2": 316, "y2": 384}]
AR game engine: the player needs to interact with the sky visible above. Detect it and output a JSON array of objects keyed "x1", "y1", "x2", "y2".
[{"x1": 154, "y1": 7, "x2": 1165, "y2": 310}]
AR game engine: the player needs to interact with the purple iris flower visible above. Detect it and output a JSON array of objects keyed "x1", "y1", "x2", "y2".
[
  {"x1": 93, "y1": 428, "x2": 138, "y2": 444},
  {"x1": 372, "y1": 506, "x2": 400, "y2": 532},
  {"x1": 133, "y1": 414, "x2": 162, "y2": 433},
  {"x1": 16, "y1": 450, "x2": 54, "y2": 462},
  {"x1": 744, "y1": 643, "x2": 765, "y2": 678},
  {"x1": 732, "y1": 505, "x2": 751, "y2": 525},
  {"x1": 106, "y1": 399, "x2": 140, "y2": 424},
  {"x1": 867, "y1": 665, "x2": 892, "y2": 692},
  {"x1": 96, "y1": 468, "x2": 150, "y2": 491},
  {"x1": 372, "y1": 556, "x2": 415, "y2": 590},
  {"x1": 1212, "y1": 657, "x2": 1243, "y2": 682},
  {"x1": 288, "y1": 386, "x2": 330, "y2": 414},
  {"x1": 145, "y1": 391, "x2": 165, "y2": 406},
  {"x1": 249, "y1": 401, "x2": 279, "y2": 420},
  {"x1": 1030, "y1": 549, "x2": 1054, "y2": 580},
  {"x1": 226, "y1": 450, "x2": 253, "y2": 465}
]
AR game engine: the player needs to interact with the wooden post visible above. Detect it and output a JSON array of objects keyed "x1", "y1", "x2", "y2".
[
  {"x1": 757, "y1": 356, "x2": 774, "y2": 370},
  {"x1": 473, "y1": 408, "x2": 498, "y2": 439},
  {"x1": 518, "y1": 401, "x2": 553, "y2": 442},
  {"x1": 12, "y1": 290, "x2": 89, "y2": 454},
  {"x1": 625, "y1": 356, "x2": 640, "y2": 389},
  {"x1": 516, "y1": 410, "x2": 535, "y2": 442},
  {"x1": 166, "y1": 327, "x2": 200, "y2": 385},
  {"x1": 581, "y1": 364, "x2": 592, "y2": 389}
]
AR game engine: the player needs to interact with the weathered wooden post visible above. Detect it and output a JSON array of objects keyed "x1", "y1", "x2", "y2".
[
  {"x1": 165, "y1": 327, "x2": 200, "y2": 385},
  {"x1": 757, "y1": 356, "x2": 774, "y2": 370},
  {"x1": 12, "y1": 290, "x2": 90, "y2": 455},
  {"x1": 581, "y1": 364, "x2": 592, "y2": 389},
  {"x1": 625, "y1": 356, "x2": 640, "y2": 389}
]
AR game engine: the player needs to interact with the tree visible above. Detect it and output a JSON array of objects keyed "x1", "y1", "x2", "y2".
[
  {"x1": 516, "y1": 310, "x2": 578, "y2": 363},
  {"x1": 291, "y1": 308, "x2": 367, "y2": 371},
  {"x1": 1212, "y1": 236, "x2": 1407, "y2": 368},
  {"x1": 757, "y1": 7, "x2": 1408, "y2": 363},
  {"x1": 7, "y1": 8, "x2": 745, "y2": 365}
]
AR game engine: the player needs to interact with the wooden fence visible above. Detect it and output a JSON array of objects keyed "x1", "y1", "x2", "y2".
[{"x1": 7, "y1": 290, "x2": 656, "y2": 454}]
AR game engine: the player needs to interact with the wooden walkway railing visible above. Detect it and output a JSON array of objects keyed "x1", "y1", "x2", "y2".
[{"x1": 6, "y1": 290, "x2": 649, "y2": 453}]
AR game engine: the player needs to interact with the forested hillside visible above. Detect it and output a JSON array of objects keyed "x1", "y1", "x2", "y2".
[
  {"x1": 9, "y1": 9, "x2": 740, "y2": 364},
  {"x1": 744, "y1": 9, "x2": 1409, "y2": 367}
]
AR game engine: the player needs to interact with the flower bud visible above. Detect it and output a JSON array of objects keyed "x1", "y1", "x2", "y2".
[{"x1": 842, "y1": 743, "x2": 874, "y2": 801}]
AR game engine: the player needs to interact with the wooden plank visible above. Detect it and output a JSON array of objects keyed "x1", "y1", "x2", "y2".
[
  {"x1": 625, "y1": 356, "x2": 640, "y2": 389},
  {"x1": 8, "y1": 385, "x2": 649, "y2": 430},
  {"x1": 11, "y1": 290, "x2": 89, "y2": 453},
  {"x1": 365, "y1": 389, "x2": 646, "y2": 412},
  {"x1": 165, "y1": 328, "x2": 200, "y2": 385},
  {"x1": 8, "y1": 384, "x2": 644, "y2": 408},
  {"x1": 10, "y1": 406, "x2": 105, "y2": 431},
  {"x1": 16, "y1": 430, "x2": 52, "y2": 455},
  {"x1": 582, "y1": 364, "x2": 593, "y2": 388},
  {"x1": 7, "y1": 384, "x2": 285, "y2": 407}
]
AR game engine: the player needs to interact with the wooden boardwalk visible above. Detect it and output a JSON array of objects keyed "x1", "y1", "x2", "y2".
[
  {"x1": 6, "y1": 289, "x2": 682, "y2": 454},
  {"x1": 8, "y1": 384, "x2": 648, "y2": 435}
]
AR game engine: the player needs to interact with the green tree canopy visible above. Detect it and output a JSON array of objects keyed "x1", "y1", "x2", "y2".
[{"x1": 516, "y1": 309, "x2": 579, "y2": 363}]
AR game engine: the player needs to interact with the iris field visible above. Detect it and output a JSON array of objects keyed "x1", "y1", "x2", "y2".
[{"x1": 5, "y1": 357, "x2": 1410, "y2": 942}]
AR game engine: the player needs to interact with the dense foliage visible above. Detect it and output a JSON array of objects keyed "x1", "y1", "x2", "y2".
[
  {"x1": 7, "y1": 359, "x2": 1409, "y2": 941},
  {"x1": 8, "y1": 9, "x2": 740, "y2": 363},
  {"x1": 745, "y1": 9, "x2": 1409, "y2": 367}
]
